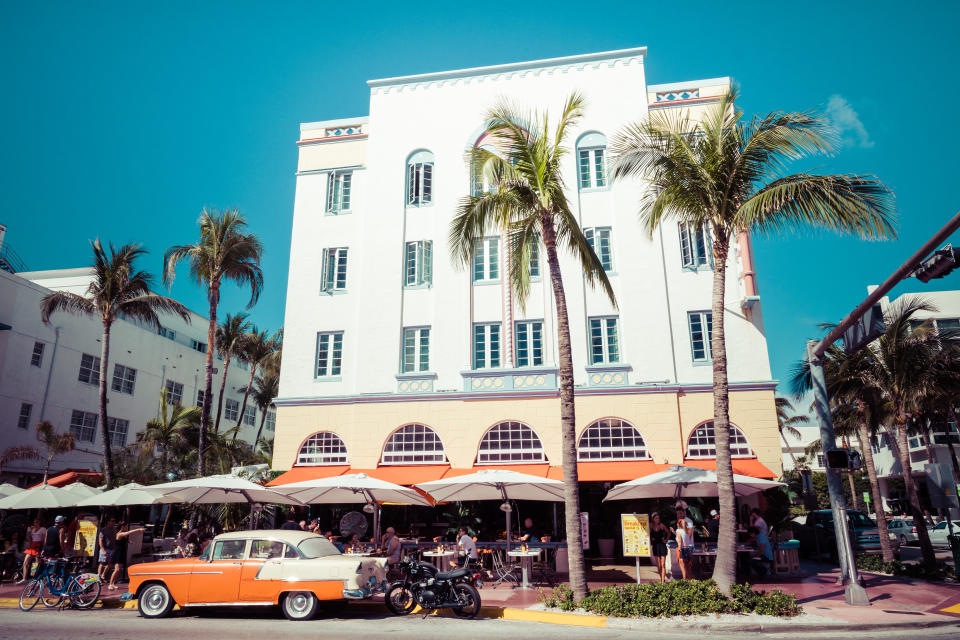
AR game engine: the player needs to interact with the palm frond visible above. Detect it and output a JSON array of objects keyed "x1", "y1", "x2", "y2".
[{"x1": 40, "y1": 291, "x2": 96, "y2": 324}]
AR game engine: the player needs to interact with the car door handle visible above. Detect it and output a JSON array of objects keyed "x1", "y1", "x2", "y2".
[{"x1": 233, "y1": 562, "x2": 243, "y2": 565}]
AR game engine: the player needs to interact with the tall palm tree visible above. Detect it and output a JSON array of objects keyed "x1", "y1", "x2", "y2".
[
  {"x1": 163, "y1": 209, "x2": 263, "y2": 476},
  {"x1": 449, "y1": 93, "x2": 613, "y2": 601},
  {"x1": 138, "y1": 389, "x2": 200, "y2": 476},
  {"x1": 41, "y1": 240, "x2": 191, "y2": 487},
  {"x1": 775, "y1": 397, "x2": 809, "y2": 470},
  {"x1": 214, "y1": 312, "x2": 250, "y2": 434},
  {"x1": 233, "y1": 328, "x2": 279, "y2": 438},
  {"x1": 35, "y1": 421, "x2": 75, "y2": 485},
  {"x1": 252, "y1": 368, "x2": 279, "y2": 447},
  {"x1": 611, "y1": 91, "x2": 897, "y2": 592}
]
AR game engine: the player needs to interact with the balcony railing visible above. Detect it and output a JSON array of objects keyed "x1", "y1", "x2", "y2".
[{"x1": 0, "y1": 243, "x2": 26, "y2": 273}]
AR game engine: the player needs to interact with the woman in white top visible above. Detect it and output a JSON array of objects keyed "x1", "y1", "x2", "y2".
[
  {"x1": 457, "y1": 527, "x2": 477, "y2": 568},
  {"x1": 20, "y1": 518, "x2": 45, "y2": 583}
]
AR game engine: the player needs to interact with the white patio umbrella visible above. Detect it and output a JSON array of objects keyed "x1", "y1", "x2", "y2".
[
  {"x1": 75, "y1": 482, "x2": 163, "y2": 507},
  {"x1": 61, "y1": 482, "x2": 102, "y2": 499},
  {"x1": 0, "y1": 483, "x2": 78, "y2": 510},
  {"x1": 416, "y1": 469, "x2": 565, "y2": 547},
  {"x1": 602, "y1": 465, "x2": 785, "y2": 502},
  {"x1": 143, "y1": 474, "x2": 306, "y2": 506},
  {"x1": 0, "y1": 483, "x2": 22, "y2": 499},
  {"x1": 274, "y1": 473, "x2": 435, "y2": 545}
]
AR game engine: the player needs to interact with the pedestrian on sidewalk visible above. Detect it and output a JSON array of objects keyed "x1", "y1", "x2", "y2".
[
  {"x1": 98, "y1": 517, "x2": 118, "y2": 580},
  {"x1": 19, "y1": 517, "x2": 45, "y2": 583},
  {"x1": 43, "y1": 516, "x2": 65, "y2": 559},
  {"x1": 107, "y1": 522, "x2": 145, "y2": 590},
  {"x1": 650, "y1": 512, "x2": 669, "y2": 582},
  {"x1": 675, "y1": 518, "x2": 694, "y2": 579}
]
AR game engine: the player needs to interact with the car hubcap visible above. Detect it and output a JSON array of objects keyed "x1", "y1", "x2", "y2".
[
  {"x1": 144, "y1": 587, "x2": 167, "y2": 613},
  {"x1": 288, "y1": 594, "x2": 310, "y2": 615}
]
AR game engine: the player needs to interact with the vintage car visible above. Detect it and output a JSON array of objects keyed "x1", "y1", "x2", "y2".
[{"x1": 124, "y1": 530, "x2": 387, "y2": 620}]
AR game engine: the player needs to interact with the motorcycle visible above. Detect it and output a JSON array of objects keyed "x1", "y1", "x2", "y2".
[{"x1": 384, "y1": 556, "x2": 482, "y2": 618}]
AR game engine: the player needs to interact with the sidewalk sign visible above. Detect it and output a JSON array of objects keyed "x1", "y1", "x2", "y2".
[
  {"x1": 620, "y1": 513, "x2": 651, "y2": 583},
  {"x1": 580, "y1": 512, "x2": 590, "y2": 550},
  {"x1": 75, "y1": 516, "x2": 98, "y2": 557}
]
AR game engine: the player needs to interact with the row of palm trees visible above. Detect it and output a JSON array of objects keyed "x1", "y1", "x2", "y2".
[
  {"x1": 454, "y1": 90, "x2": 896, "y2": 597},
  {"x1": 791, "y1": 297, "x2": 960, "y2": 570},
  {"x1": 39, "y1": 209, "x2": 274, "y2": 487}
]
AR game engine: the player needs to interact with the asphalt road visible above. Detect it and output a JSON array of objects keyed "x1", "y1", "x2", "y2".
[{"x1": 1, "y1": 607, "x2": 959, "y2": 640}]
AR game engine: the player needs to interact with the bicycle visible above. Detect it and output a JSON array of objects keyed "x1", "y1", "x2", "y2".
[{"x1": 19, "y1": 557, "x2": 101, "y2": 611}]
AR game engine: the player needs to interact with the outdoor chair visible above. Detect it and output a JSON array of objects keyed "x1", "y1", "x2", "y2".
[
  {"x1": 491, "y1": 548, "x2": 520, "y2": 587},
  {"x1": 531, "y1": 552, "x2": 556, "y2": 588}
]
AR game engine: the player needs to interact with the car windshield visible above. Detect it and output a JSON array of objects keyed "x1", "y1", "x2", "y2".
[
  {"x1": 298, "y1": 537, "x2": 341, "y2": 559},
  {"x1": 847, "y1": 511, "x2": 873, "y2": 528}
]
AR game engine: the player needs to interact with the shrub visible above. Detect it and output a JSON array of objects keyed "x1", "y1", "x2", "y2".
[
  {"x1": 538, "y1": 584, "x2": 576, "y2": 611},
  {"x1": 855, "y1": 553, "x2": 954, "y2": 580}
]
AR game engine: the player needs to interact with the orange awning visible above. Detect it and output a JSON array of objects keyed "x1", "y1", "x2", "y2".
[
  {"x1": 267, "y1": 465, "x2": 350, "y2": 486},
  {"x1": 349, "y1": 466, "x2": 451, "y2": 485},
  {"x1": 682, "y1": 458, "x2": 778, "y2": 479},
  {"x1": 443, "y1": 464, "x2": 553, "y2": 479},
  {"x1": 541, "y1": 462, "x2": 673, "y2": 482},
  {"x1": 29, "y1": 470, "x2": 102, "y2": 489}
]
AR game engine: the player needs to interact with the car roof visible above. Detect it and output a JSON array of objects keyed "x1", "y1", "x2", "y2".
[{"x1": 214, "y1": 529, "x2": 323, "y2": 545}]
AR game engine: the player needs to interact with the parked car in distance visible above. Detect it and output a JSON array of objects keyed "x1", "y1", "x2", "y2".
[
  {"x1": 887, "y1": 518, "x2": 917, "y2": 545},
  {"x1": 797, "y1": 510, "x2": 899, "y2": 558},
  {"x1": 928, "y1": 521, "x2": 960, "y2": 548},
  {"x1": 124, "y1": 530, "x2": 387, "y2": 620}
]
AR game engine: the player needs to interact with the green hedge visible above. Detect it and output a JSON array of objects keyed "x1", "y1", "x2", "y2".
[
  {"x1": 540, "y1": 580, "x2": 802, "y2": 618},
  {"x1": 855, "y1": 553, "x2": 954, "y2": 580}
]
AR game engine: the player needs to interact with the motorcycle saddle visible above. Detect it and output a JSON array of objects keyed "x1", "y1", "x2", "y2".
[{"x1": 434, "y1": 568, "x2": 470, "y2": 580}]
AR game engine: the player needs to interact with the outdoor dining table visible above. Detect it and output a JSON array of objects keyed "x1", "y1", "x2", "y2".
[
  {"x1": 422, "y1": 549, "x2": 455, "y2": 571},
  {"x1": 506, "y1": 548, "x2": 541, "y2": 590}
]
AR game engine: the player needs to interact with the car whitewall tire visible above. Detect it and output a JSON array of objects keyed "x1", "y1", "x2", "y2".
[
  {"x1": 138, "y1": 583, "x2": 174, "y2": 619},
  {"x1": 282, "y1": 591, "x2": 318, "y2": 621}
]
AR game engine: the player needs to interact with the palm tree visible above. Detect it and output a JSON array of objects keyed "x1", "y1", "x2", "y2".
[
  {"x1": 41, "y1": 240, "x2": 191, "y2": 487},
  {"x1": 163, "y1": 209, "x2": 263, "y2": 476},
  {"x1": 0, "y1": 446, "x2": 40, "y2": 476},
  {"x1": 252, "y1": 368, "x2": 279, "y2": 447},
  {"x1": 214, "y1": 312, "x2": 250, "y2": 434},
  {"x1": 138, "y1": 389, "x2": 200, "y2": 476},
  {"x1": 35, "y1": 421, "x2": 75, "y2": 485},
  {"x1": 233, "y1": 328, "x2": 279, "y2": 438},
  {"x1": 610, "y1": 91, "x2": 897, "y2": 592},
  {"x1": 449, "y1": 93, "x2": 613, "y2": 601},
  {"x1": 775, "y1": 397, "x2": 809, "y2": 470}
]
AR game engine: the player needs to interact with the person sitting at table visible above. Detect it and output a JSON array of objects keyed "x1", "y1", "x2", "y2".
[
  {"x1": 456, "y1": 527, "x2": 477, "y2": 568},
  {"x1": 706, "y1": 509, "x2": 720, "y2": 540},
  {"x1": 746, "y1": 526, "x2": 773, "y2": 577},
  {"x1": 345, "y1": 532, "x2": 361, "y2": 550},
  {"x1": 280, "y1": 511, "x2": 302, "y2": 531},
  {"x1": 518, "y1": 517, "x2": 537, "y2": 542},
  {"x1": 381, "y1": 527, "x2": 402, "y2": 566},
  {"x1": 749, "y1": 508, "x2": 769, "y2": 538}
]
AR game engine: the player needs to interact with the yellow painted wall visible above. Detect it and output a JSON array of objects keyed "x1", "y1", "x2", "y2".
[{"x1": 297, "y1": 138, "x2": 367, "y2": 172}]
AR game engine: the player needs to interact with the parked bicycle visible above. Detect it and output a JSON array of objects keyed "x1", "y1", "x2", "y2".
[{"x1": 19, "y1": 557, "x2": 101, "y2": 611}]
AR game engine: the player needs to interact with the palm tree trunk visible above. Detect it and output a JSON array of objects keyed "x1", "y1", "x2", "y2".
[
  {"x1": 254, "y1": 409, "x2": 268, "y2": 450},
  {"x1": 541, "y1": 213, "x2": 587, "y2": 602},
  {"x1": 99, "y1": 320, "x2": 116, "y2": 487},
  {"x1": 233, "y1": 365, "x2": 258, "y2": 441},
  {"x1": 709, "y1": 232, "x2": 736, "y2": 595},
  {"x1": 199, "y1": 283, "x2": 220, "y2": 476},
  {"x1": 894, "y1": 423, "x2": 936, "y2": 567},
  {"x1": 857, "y1": 421, "x2": 894, "y2": 562},
  {"x1": 214, "y1": 355, "x2": 232, "y2": 434}
]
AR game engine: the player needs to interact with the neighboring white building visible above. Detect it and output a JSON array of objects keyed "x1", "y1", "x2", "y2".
[
  {"x1": 272, "y1": 47, "x2": 782, "y2": 489},
  {"x1": 0, "y1": 261, "x2": 272, "y2": 486}
]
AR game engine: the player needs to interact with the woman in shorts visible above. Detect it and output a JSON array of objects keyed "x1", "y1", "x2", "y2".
[{"x1": 19, "y1": 517, "x2": 45, "y2": 583}]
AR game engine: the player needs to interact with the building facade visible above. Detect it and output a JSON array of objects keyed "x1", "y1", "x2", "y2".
[
  {"x1": 0, "y1": 263, "x2": 271, "y2": 486},
  {"x1": 273, "y1": 47, "x2": 781, "y2": 490}
]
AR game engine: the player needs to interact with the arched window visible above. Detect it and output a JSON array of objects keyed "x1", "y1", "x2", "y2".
[
  {"x1": 407, "y1": 150, "x2": 434, "y2": 206},
  {"x1": 470, "y1": 143, "x2": 498, "y2": 196},
  {"x1": 477, "y1": 421, "x2": 546, "y2": 464},
  {"x1": 577, "y1": 418, "x2": 650, "y2": 461},
  {"x1": 297, "y1": 431, "x2": 348, "y2": 466},
  {"x1": 686, "y1": 421, "x2": 753, "y2": 458},
  {"x1": 381, "y1": 423, "x2": 447, "y2": 465},
  {"x1": 576, "y1": 132, "x2": 607, "y2": 190}
]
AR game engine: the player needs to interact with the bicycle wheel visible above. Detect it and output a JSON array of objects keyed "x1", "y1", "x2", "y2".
[
  {"x1": 41, "y1": 577, "x2": 64, "y2": 608},
  {"x1": 19, "y1": 579, "x2": 43, "y2": 611},
  {"x1": 70, "y1": 576, "x2": 101, "y2": 609}
]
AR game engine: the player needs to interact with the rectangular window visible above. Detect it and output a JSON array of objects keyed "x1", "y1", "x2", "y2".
[
  {"x1": 688, "y1": 311, "x2": 713, "y2": 363},
  {"x1": 679, "y1": 222, "x2": 712, "y2": 269},
  {"x1": 69, "y1": 410, "x2": 97, "y2": 443},
  {"x1": 111, "y1": 364, "x2": 137, "y2": 395},
  {"x1": 401, "y1": 327, "x2": 430, "y2": 373},
  {"x1": 515, "y1": 320, "x2": 544, "y2": 367},
  {"x1": 106, "y1": 417, "x2": 129, "y2": 447},
  {"x1": 265, "y1": 410, "x2": 276, "y2": 432},
  {"x1": 404, "y1": 241, "x2": 433, "y2": 287},
  {"x1": 242, "y1": 405, "x2": 256, "y2": 427},
  {"x1": 321, "y1": 247, "x2": 348, "y2": 292},
  {"x1": 190, "y1": 339, "x2": 207, "y2": 353},
  {"x1": 584, "y1": 227, "x2": 613, "y2": 271},
  {"x1": 473, "y1": 237, "x2": 500, "y2": 282},
  {"x1": 165, "y1": 379, "x2": 184, "y2": 405},
  {"x1": 817, "y1": 453, "x2": 825, "y2": 468},
  {"x1": 589, "y1": 316, "x2": 620, "y2": 364},
  {"x1": 326, "y1": 171, "x2": 352, "y2": 213},
  {"x1": 407, "y1": 162, "x2": 433, "y2": 206},
  {"x1": 315, "y1": 331, "x2": 344, "y2": 377},
  {"x1": 31, "y1": 341, "x2": 45, "y2": 367},
  {"x1": 78, "y1": 353, "x2": 101, "y2": 385},
  {"x1": 17, "y1": 403, "x2": 32, "y2": 430},
  {"x1": 158, "y1": 326, "x2": 176, "y2": 340},
  {"x1": 529, "y1": 239, "x2": 540, "y2": 278},
  {"x1": 472, "y1": 323, "x2": 502, "y2": 369},
  {"x1": 225, "y1": 398, "x2": 239, "y2": 421},
  {"x1": 196, "y1": 389, "x2": 205, "y2": 407},
  {"x1": 578, "y1": 148, "x2": 606, "y2": 189}
]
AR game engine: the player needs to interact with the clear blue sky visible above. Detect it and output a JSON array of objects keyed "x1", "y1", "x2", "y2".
[{"x1": 2, "y1": 1, "x2": 958, "y2": 390}]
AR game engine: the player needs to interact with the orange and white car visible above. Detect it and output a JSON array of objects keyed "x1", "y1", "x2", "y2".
[{"x1": 124, "y1": 530, "x2": 387, "y2": 620}]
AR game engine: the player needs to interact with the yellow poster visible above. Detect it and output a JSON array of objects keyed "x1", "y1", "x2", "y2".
[
  {"x1": 75, "y1": 517, "x2": 99, "y2": 557},
  {"x1": 620, "y1": 513, "x2": 650, "y2": 557}
]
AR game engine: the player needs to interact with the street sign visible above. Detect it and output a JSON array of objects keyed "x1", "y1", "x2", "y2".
[
  {"x1": 863, "y1": 491, "x2": 870, "y2": 504},
  {"x1": 843, "y1": 303, "x2": 885, "y2": 354}
]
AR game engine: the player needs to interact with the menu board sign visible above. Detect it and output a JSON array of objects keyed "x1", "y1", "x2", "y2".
[{"x1": 620, "y1": 513, "x2": 651, "y2": 557}]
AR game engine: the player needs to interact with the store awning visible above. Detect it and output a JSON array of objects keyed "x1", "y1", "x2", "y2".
[
  {"x1": 682, "y1": 458, "x2": 778, "y2": 479},
  {"x1": 349, "y1": 466, "x2": 452, "y2": 485},
  {"x1": 29, "y1": 470, "x2": 102, "y2": 489},
  {"x1": 445, "y1": 464, "x2": 553, "y2": 479},
  {"x1": 267, "y1": 466, "x2": 350, "y2": 486}
]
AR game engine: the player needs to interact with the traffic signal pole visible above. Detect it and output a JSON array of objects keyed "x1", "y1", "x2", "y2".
[{"x1": 805, "y1": 210, "x2": 960, "y2": 607}]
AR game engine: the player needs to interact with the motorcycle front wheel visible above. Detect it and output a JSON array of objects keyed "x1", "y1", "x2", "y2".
[
  {"x1": 384, "y1": 583, "x2": 416, "y2": 616},
  {"x1": 451, "y1": 582, "x2": 481, "y2": 619}
]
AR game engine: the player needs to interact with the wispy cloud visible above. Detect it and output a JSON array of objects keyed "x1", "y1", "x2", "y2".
[{"x1": 825, "y1": 95, "x2": 874, "y2": 149}]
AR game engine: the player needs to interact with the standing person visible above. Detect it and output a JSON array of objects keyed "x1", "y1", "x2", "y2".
[
  {"x1": 706, "y1": 509, "x2": 720, "y2": 540},
  {"x1": 98, "y1": 517, "x2": 118, "y2": 580},
  {"x1": 61, "y1": 513, "x2": 83, "y2": 558},
  {"x1": 43, "y1": 515, "x2": 65, "y2": 559},
  {"x1": 750, "y1": 508, "x2": 768, "y2": 538},
  {"x1": 107, "y1": 522, "x2": 145, "y2": 590},
  {"x1": 456, "y1": 527, "x2": 477, "y2": 568},
  {"x1": 675, "y1": 519, "x2": 693, "y2": 579},
  {"x1": 19, "y1": 517, "x2": 45, "y2": 583},
  {"x1": 382, "y1": 527, "x2": 402, "y2": 566},
  {"x1": 649, "y1": 513, "x2": 669, "y2": 583}
]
